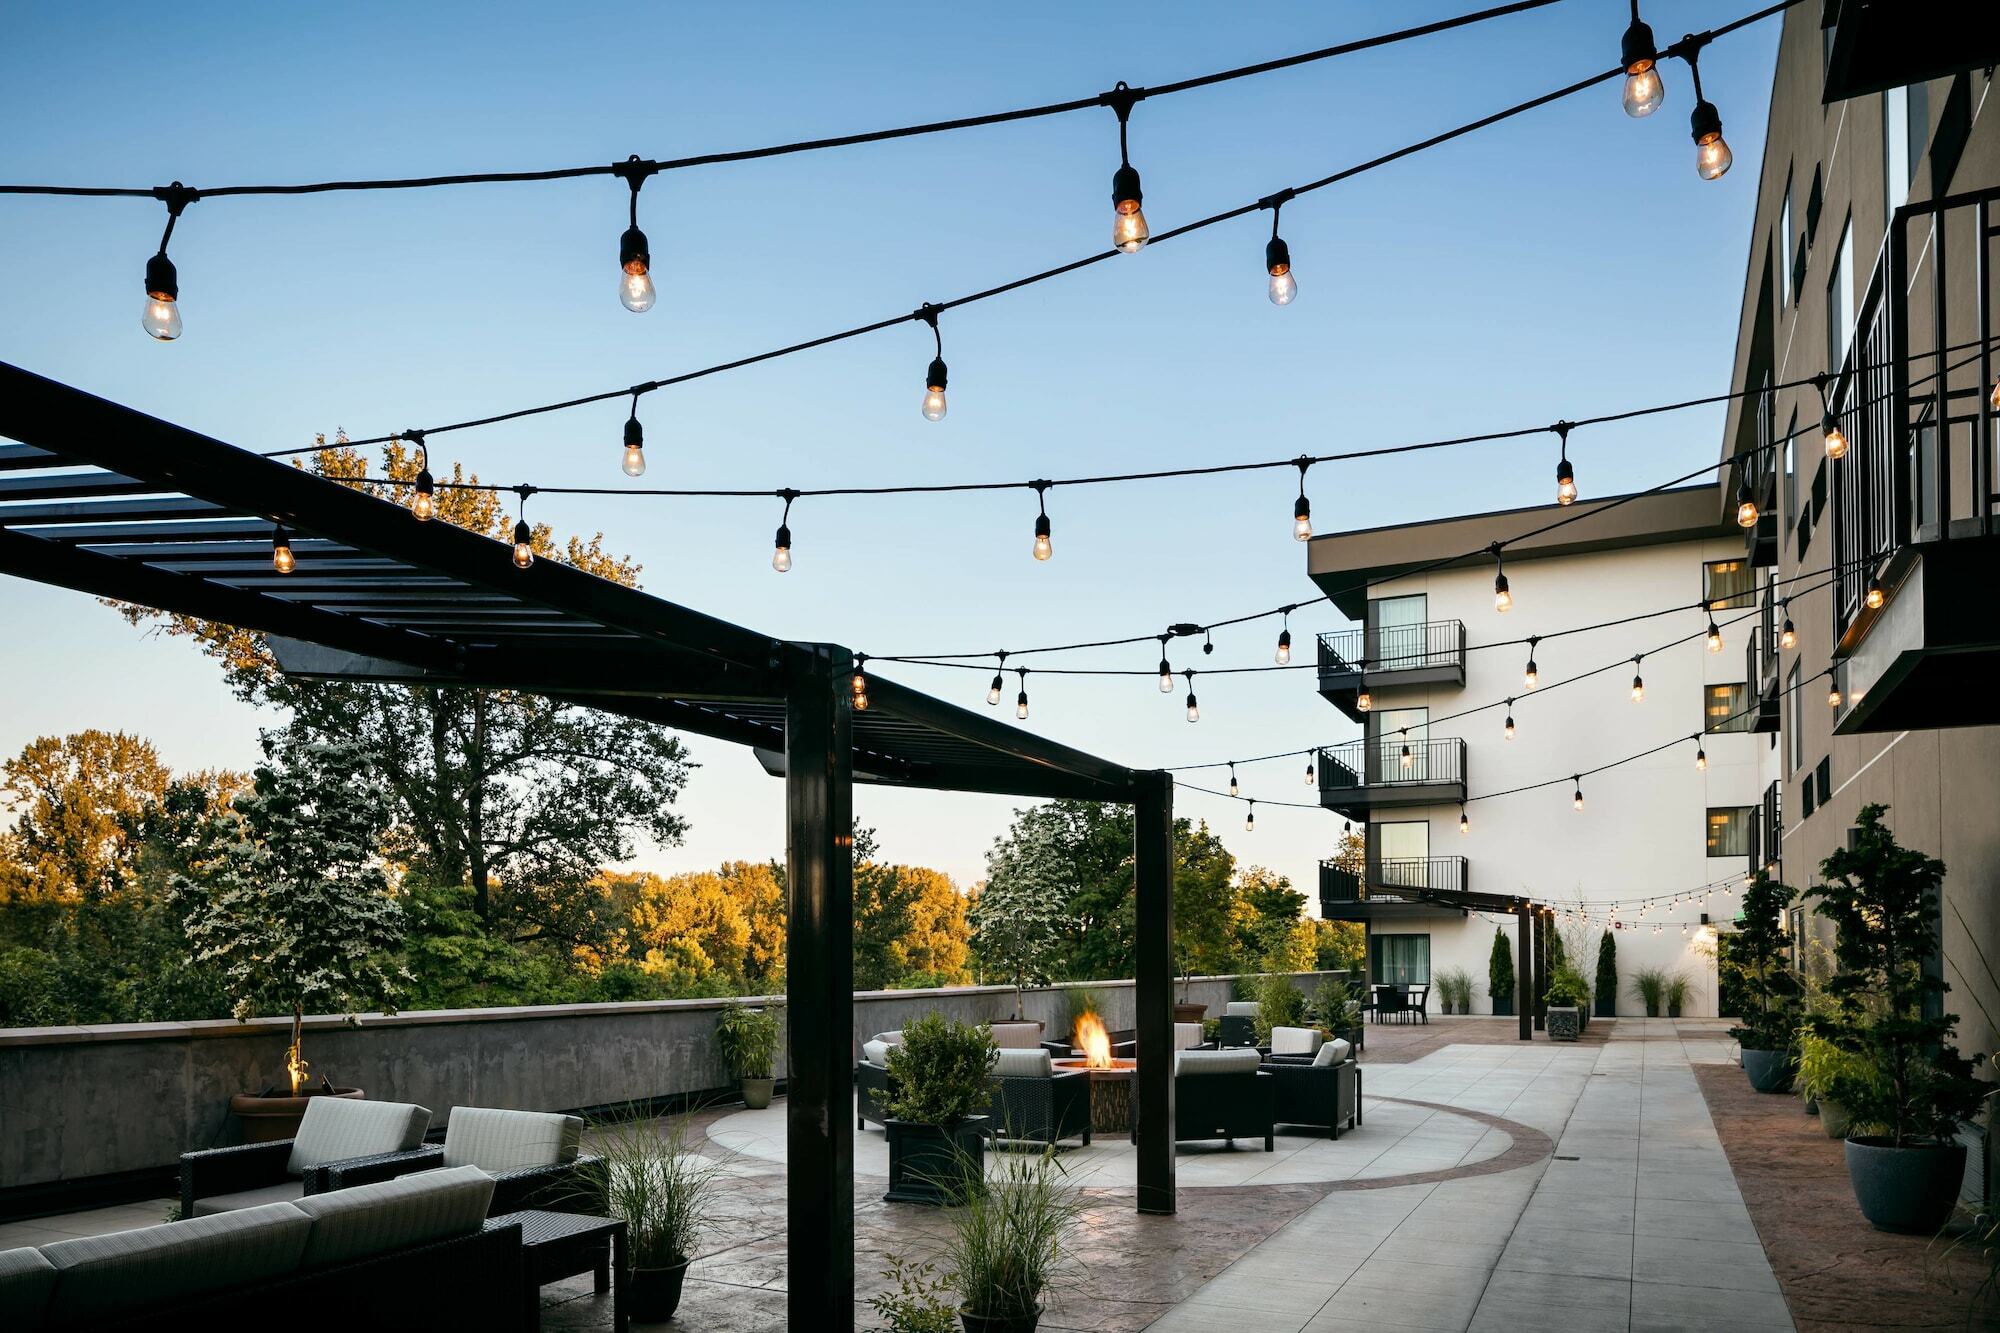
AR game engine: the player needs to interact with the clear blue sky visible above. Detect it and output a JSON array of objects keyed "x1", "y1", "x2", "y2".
[{"x1": 0, "y1": 1, "x2": 1777, "y2": 893}]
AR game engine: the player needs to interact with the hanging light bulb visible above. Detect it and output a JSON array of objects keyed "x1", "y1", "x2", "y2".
[
  {"x1": 1686, "y1": 53, "x2": 1732, "y2": 180},
  {"x1": 1523, "y1": 639, "x2": 1540, "y2": 689},
  {"x1": 1735, "y1": 474, "x2": 1759, "y2": 528},
  {"x1": 1228, "y1": 763, "x2": 1239, "y2": 798},
  {"x1": 1157, "y1": 638, "x2": 1176, "y2": 693},
  {"x1": 1263, "y1": 197, "x2": 1298, "y2": 305},
  {"x1": 412, "y1": 469, "x2": 436, "y2": 523},
  {"x1": 917, "y1": 304, "x2": 948, "y2": 421},
  {"x1": 1631, "y1": 657, "x2": 1645, "y2": 702},
  {"x1": 1459, "y1": 806, "x2": 1470, "y2": 835},
  {"x1": 1303, "y1": 757, "x2": 1315, "y2": 786},
  {"x1": 1275, "y1": 617, "x2": 1293, "y2": 666},
  {"x1": 1492, "y1": 546, "x2": 1512, "y2": 612},
  {"x1": 1107, "y1": 83, "x2": 1148, "y2": 253},
  {"x1": 1031, "y1": 482, "x2": 1052, "y2": 562},
  {"x1": 1184, "y1": 671, "x2": 1199, "y2": 723},
  {"x1": 1780, "y1": 609, "x2": 1796, "y2": 650},
  {"x1": 622, "y1": 400, "x2": 647, "y2": 478},
  {"x1": 772, "y1": 522, "x2": 792, "y2": 574},
  {"x1": 1244, "y1": 800, "x2": 1256, "y2": 833},
  {"x1": 987, "y1": 672, "x2": 1004, "y2": 707},
  {"x1": 1356, "y1": 679, "x2": 1372, "y2": 712},
  {"x1": 1864, "y1": 574, "x2": 1885, "y2": 610},
  {"x1": 1695, "y1": 745, "x2": 1708, "y2": 771},
  {"x1": 140, "y1": 184, "x2": 194, "y2": 341},
  {"x1": 1293, "y1": 460, "x2": 1313, "y2": 541},
  {"x1": 851, "y1": 669, "x2": 870, "y2": 713},
  {"x1": 616, "y1": 157, "x2": 657, "y2": 312},
  {"x1": 1572, "y1": 778, "x2": 1585, "y2": 811},
  {"x1": 1822, "y1": 409, "x2": 1849, "y2": 460},
  {"x1": 510, "y1": 486, "x2": 536, "y2": 569},
  {"x1": 1620, "y1": 3, "x2": 1666, "y2": 117},
  {"x1": 1016, "y1": 668, "x2": 1031, "y2": 720},
  {"x1": 1504, "y1": 704, "x2": 1517, "y2": 741},
  {"x1": 1399, "y1": 734, "x2": 1413, "y2": 770},
  {"x1": 1553, "y1": 422, "x2": 1577, "y2": 505},
  {"x1": 270, "y1": 524, "x2": 295, "y2": 574},
  {"x1": 1827, "y1": 679, "x2": 1843, "y2": 708},
  {"x1": 1706, "y1": 617, "x2": 1724, "y2": 653}
]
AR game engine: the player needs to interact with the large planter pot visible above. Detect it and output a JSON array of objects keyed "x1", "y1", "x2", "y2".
[
  {"x1": 228, "y1": 1086, "x2": 364, "y2": 1143},
  {"x1": 1643, "y1": 1002, "x2": 1660, "y2": 1018},
  {"x1": 740, "y1": 1076, "x2": 775, "y2": 1110},
  {"x1": 1173, "y1": 1001, "x2": 1208, "y2": 1024},
  {"x1": 630, "y1": 1259, "x2": 690, "y2": 1322},
  {"x1": 1819, "y1": 1098, "x2": 1853, "y2": 1139},
  {"x1": 1546, "y1": 1006, "x2": 1581, "y2": 1042},
  {"x1": 1492, "y1": 995, "x2": 1513, "y2": 1017},
  {"x1": 961, "y1": 1305, "x2": 1042, "y2": 1333},
  {"x1": 1741, "y1": 1048, "x2": 1794, "y2": 1093},
  {"x1": 1667, "y1": 1002, "x2": 1683, "y2": 1019},
  {"x1": 1593, "y1": 995, "x2": 1615, "y2": 1019},
  {"x1": 1844, "y1": 1138, "x2": 1967, "y2": 1234},
  {"x1": 884, "y1": 1117, "x2": 989, "y2": 1205}
]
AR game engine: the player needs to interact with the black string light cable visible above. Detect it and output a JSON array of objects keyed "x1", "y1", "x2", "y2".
[{"x1": 254, "y1": 1, "x2": 1796, "y2": 455}]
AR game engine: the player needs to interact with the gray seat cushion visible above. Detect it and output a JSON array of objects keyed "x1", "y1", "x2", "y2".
[
  {"x1": 442, "y1": 1107, "x2": 582, "y2": 1172},
  {"x1": 292, "y1": 1165, "x2": 495, "y2": 1267},
  {"x1": 40, "y1": 1202, "x2": 311, "y2": 1326},
  {"x1": 190, "y1": 1179, "x2": 305, "y2": 1217},
  {"x1": 287, "y1": 1097, "x2": 431, "y2": 1174},
  {"x1": 0, "y1": 1247, "x2": 57, "y2": 1330},
  {"x1": 1175, "y1": 1048, "x2": 1262, "y2": 1076},
  {"x1": 991, "y1": 1048, "x2": 1053, "y2": 1078}
]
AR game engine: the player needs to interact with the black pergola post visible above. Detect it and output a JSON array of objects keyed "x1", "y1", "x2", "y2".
[
  {"x1": 1132, "y1": 770, "x2": 1176, "y2": 1215},
  {"x1": 1531, "y1": 909, "x2": 1547, "y2": 1033},
  {"x1": 784, "y1": 643, "x2": 855, "y2": 1331},
  {"x1": 1515, "y1": 906, "x2": 1532, "y2": 1041}
]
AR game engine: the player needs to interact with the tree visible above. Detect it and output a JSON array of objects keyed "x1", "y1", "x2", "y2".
[
  {"x1": 1232, "y1": 866, "x2": 1308, "y2": 967},
  {"x1": 1809, "y1": 805, "x2": 1986, "y2": 1146},
  {"x1": 617, "y1": 862, "x2": 786, "y2": 994},
  {"x1": 1313, "y1": 919, "x2": 1364, "y2": 972},
  {"x1": 1488, "y1": 928, "x2": 1514, "y2": 1006},
  {"x1": 856, "y1": 863, "x2": 970, "y2": 990},
  {"x1": 116, "y1": 440, "x2": 695, "y2": 937},
  {"x1": 1724, "y1": 870, "x2": 1798, "y2": 1051},
  {"x1": 171, "y1": 738, "x2": 408, "y2": 1091},
  {"x1": 1171, "y1": 821, "x2": 1240, "y2": 977},
  {"x1": 0, "y1": 730, "x2": 169, "y2": 908},
  {"x1": 1594, "y1": 930, "x2": 1618, "y2": 1015}
]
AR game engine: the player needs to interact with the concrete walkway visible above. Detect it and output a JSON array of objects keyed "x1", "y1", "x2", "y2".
[{"x1": 1146, "y1": 1020, "x2": 1792, "y2": 1333}]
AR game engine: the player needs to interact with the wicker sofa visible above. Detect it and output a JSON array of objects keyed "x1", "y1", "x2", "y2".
[
  {"x1": 179, "y1": 1096, "x2": 431, "y2": 1217},
  {"x1": 0, "y1": 1166, "x2": 528, "y2": 1331},
  {"x1": 1262, "y1": 1039, "x2": 1362, "y2": 1139},
  {"x1": 1172, "y1": 1048, "x2": 1275, "y2": 1150}
]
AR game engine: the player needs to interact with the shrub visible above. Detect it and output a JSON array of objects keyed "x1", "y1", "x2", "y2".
[
  {"x1": 1594, "y1": 931, "x2": 1617, "y2": 1011},
  {"x1": 1061, "y1": 986, "x2": 1103, "y2": 1038},
  {"x1": 884, "y1": 1011, "x2": 997, "y2": 1127},
  {"x1": 575, "y1": 1116, "x2": 720, "y2": 1271},
  {"x1": 715, "y1": 1002, "x2": 781, "y2": 1080},
  {"x1": 1631, "y1": 966, "x2": 1667, "y2": 1016},
  {"x1": 1251, "y1": 973, "x2": 1307, "y2": 1044},
  {"x1": 1663, "y1": 972, "x2": 1690, "y2": 1014},
  {"x1": 1309, "y1": 977, "x2": 1358, "y2": 1031},
  {"x1": 1545, "y1": 964, "x2": 1591, "y2": 1010},
  {"x1": 1436, "y1": 967, "x2": 1474, "y2": 1012},
  {"x1": 1488, "y1": 929, "x2": 1514, "y2": 1003},
  {"x1": 1726, "y1": 871, "x2": 1800, "y2": 1051}
]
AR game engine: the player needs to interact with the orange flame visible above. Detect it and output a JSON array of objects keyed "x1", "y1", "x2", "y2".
[{"x1": 1074, "y1": 1012, "x2": 1112, "y2": 1069}]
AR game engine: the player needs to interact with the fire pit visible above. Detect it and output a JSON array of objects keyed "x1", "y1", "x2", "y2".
[{"x1": 1052, "y1": 1013, "x2": 1137, "y2": 1135}]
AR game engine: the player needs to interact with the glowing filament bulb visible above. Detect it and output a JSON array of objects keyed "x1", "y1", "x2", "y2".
[
  {"x1": 1356, "y1": 686, "x2": 1372, "y2": 712},
  {"x1": 1780, "y1": 618, "x2": 1796, "y2": 650},
  {"x1": 923, "y1": 356, "x2": 948, "y2": 422},
  {"x1": 987, "y1": 674, "x2": 1004, "y2": 707},
  {"x1": 1228, "y1": 766, "x2": 1239, "y2": 798},
  {"x1": 1695, "y1": 747, "x2": 1708, "y2": 771},
  {"x1": 1706, "y1": 619, "x2": 1724, "y2": 653},
  {"x1": 1504, "y1": 712, "x2": 1516, "y2": 741},
  {"x1": 1303, "y1": 760, "x2": 1315, "y2": 786},
  {"x1": 1623, "y1": 62, "x2": 1664, "y2": 117},
  {"x1": 142, "y1": 251, "x2": 181, "y2": 340},
  {"x1": 772, "y1": 523, "x2": 792, "y2": 573},
  {"x1": 1573, "y1": 784, "x2": 1585, "y2": 811},
  {"x1": 1159, "y1": 658, "x2": 1175, "y2": 693},
  {"x1": 1523, "y1": 659, "x2": 1539, "y2": 690},
  {"x1": 271, "y1": 527, "x2": 294, "y2": 574},
  {"x1": 622, "y1": 414, "x2": 646, "y2": 478},
  {"x1": 1459, "y1": 808, "x2": 1469, "y2": 835},
  {"x1": 1631, "y1": 671, "x2": 1645, "y2": 703},
  {"x1": 1293, "y1": 493, "x2": 1312, "y2": 542},
  {"x1": 1823, "y1": 413, "x2": 1850, "y2": 460},
  {"x1": 1016, "y1": 689, "x2": 1030, "y2": 720},
  {"x1": 1275, "y1": 628, "x2": 1292, "y2": 666},
  {"x1": 412, "y1": 470, "x2": 436, "y2": 522},
  {"x1": 512, "y1": 518, "x2": 535, "y2": 570},
  {"x1": 1244, "y1": 803, "x2": 1255, "y2": 833},
  {"x1": 1864, "y1": 577, "x2": 1885, "y2": 610},
  {"x1": 1493, "y1": 572, "x2": 1511, "y2": 613}
]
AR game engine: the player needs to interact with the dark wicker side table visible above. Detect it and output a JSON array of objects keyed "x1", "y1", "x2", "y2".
[{"x1": 491, "y1": 1209, "x2": 629, "y2": 1333}]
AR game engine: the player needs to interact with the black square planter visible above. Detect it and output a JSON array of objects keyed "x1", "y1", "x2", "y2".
[{"x1": 884, "y1": 1116, "x2": 989, "y2": 1204}]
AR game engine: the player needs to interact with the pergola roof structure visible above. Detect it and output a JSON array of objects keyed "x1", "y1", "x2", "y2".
[{"x1": 0, "y1": 360, "x2": 1181, "y2": 1330}]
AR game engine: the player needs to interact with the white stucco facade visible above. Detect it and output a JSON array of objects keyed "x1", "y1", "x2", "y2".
[{"x1": 1324, "y1": 527, "x2": 1771, "y2": 1018}]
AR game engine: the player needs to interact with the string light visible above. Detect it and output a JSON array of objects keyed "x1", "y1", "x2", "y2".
[
  {"x1": 1864, "y1": 572, "x2": 1885, "y2": 610},
  {"x1": 1399, "y1": 730, "x2": 1414, "y2": 769},
  {"x1": 1228, "y1": 762, "x2": 1239, "y2": 798},
  {"x1": 1491, "y1": 545, "x2": 1512, "y2": 612},
  {"x1": 1016, "y1": 667, "x2": 1031, "y2": 720},
  {"x1": 1705, "y1": 616, "x2": 1724, "y2": 653},
  {"x1": 1275, "y1": 608, "x2": 1294, "y2": 665},
  {"x1": 1293, "y1": 459, "x2": 1313, "y2": 541},
  {"x1": 1185, "y1": 670, "x2": 1200, "y2": 723},
  {"x1": 1779, "y1": 603, "x2": 1796, "y2": 650},
  {"x1": 851, "y1": 657, "x2": 870, "y2": 712},
  {"x1": 621, "y1": 392, "x2": 647, "y2": 478},
  {"x1": 510, "y1": 486, "x2": 536, "y2": 569},
  {"x1": 141, "y1": 184, "x2": 194, "y2": 340},
  {"x1": 1303, "y1": 756, "x2": 1316, "y2": 786},
  {"x1": 772, "y1": 489, "x2": 797, "y2": 573},
  {"x1": 270, "y1": 524, "x2": 294, "y2": 574},
  {"x1": 1261, "y1": 191, "x2": 1297, "y2": 306},
  {"x1": 1504, "y1": 703, "x2": 1517, "y2": 741},
  {"x1": 408, "y1": 433, "x2": 435, "y2": 522},
  {"x1": 918, "y1": 304, "x2": 948, "y2": 422},
  {"x1": 1827, "y1": 677, "x2": 1842, "y2": 708},
  {"x1": 614, "y1": 156, "x2": 658, "y2": 313},
  {"x1": 1031, "y1": 481, "x2": 1053, "y2": 562},
  {"x1": 1683, "y1": 45, "x2": 1732, "y2": 180},
  {"x1": 1106, "y1": 82, "x2": 1148, "y2": 253},
  {"x1": 1694, "y1": 744, "x2": 1707, "y2": 771},
  {"x1": 1630, "y1": 656, "x2": 1645, "y2": 702},
  {"x1": 1356, "y1": 675, "x2": 1372, "y2": 712},
  {"x1": 1619, "y1": 1, "x2": 1665, "y2": 116},
  {"x1": 1572, "y1": 776, "x2": 1585, "y2": 811},
  {"x1": 1459, "y1": 806, "x2": 1470, "y2": 834},
  {"x1": 1734, "y1": 471, "x2": 1759, "y2": 528},
  {"x1": 987, "y1": 653, "x2": 1007, "y2": 707},
  {"x1": 1522, "y1": 637, "x2": 1540, "y2": 688},
  {"x1": 1553, "y1": 421, "x2": 1577, "y2": 505},
  {"x1": 1158, "y1": 636, "x2": 1175, "y2": 693},
  {"x1": 1815, "y1": 373, "x2": 1850, "y2": 459},
  {"x1": 1244, "y1": 800, "x2": 1256, "y2": 833}
]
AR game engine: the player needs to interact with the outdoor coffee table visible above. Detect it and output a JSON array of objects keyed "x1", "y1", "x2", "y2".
[{"x1": 491, "y1": 1208, "x2": 628, "y2": 1333}]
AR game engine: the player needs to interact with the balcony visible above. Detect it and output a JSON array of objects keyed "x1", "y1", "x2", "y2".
[
  {"x1": 1748, "y1": 780, "x2": 1783, "y2": 880},
  {"x1": 1316, "y1": 737, "x2": 1466, "y2": 819},
  {"x1": 1820, "y1": 2, "x2": 2000, "y2": 105},
  {"x1": 1319, "y1": 854, "x2": 1471, "y2": 919},
  {"x1": 1827, "y1": 185, "x2": 2000, "y2": 734},
  {"x1": 1315, "y1": 620, "x2": 1465, "y2": 721},
  {"x1": 1746, "y1": 593, "x2": 1781, "y2": 734}
]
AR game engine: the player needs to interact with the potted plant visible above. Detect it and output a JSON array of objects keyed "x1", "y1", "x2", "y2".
[
  {"x1": 1594, "y1": 931, "x2": 1618, "y2": 1019},
  {"x1": 716, "y1": 1002, "x2": 782, "y2": 1110},
  {"x1": 1808, "y1": 805, "x2": 1987, "y2": 1234},
  {"x1": 1544, "y1": 966, "x2": 1590, "y2": 1041},
  {"x1": 1199, "y1": 1016, "x2": 1222, "y2": 1046},
  {"x1": 883, "y1": 1011, "x2": 998, "y2": 1205},
  {"x1": 1309, "y1": 977, "x2": 1363, "y2": 1049},
  {"x1": 1251, "y1": 973, "x2": 1307, "y2": 1046},
  {"x1": 578, "y1": 1116, "x2": 719, "y2": 1321},
  {"x1": 1631, "y1": 967, "x2": 1666, "y2": 1018},
  {"x1": 945, "y1": 1146, "x2": 1084, "y2": 1333},
  {"x1": 1435, "y1": 967, "x2": 1472, "y2": 1015},
  {"x1": 1664, "y1": 972, "x2": 1690, "y2": 1019},
  {"x1": 1489, "y1": 929, "x2": 1515, "y2": 1017},
  {"x1": 1727, "y1": 871, "x2": 1801, "y2": 1093},
  {"x1": 1172, "y1": 949, "x2": 1207, "y2": 1025},
  {"x1": 1795, "y1": 1028, "x2": 1881, "y2": 1139},
  {"x1": 170, "y1": 739, "x2": 404, "y2": 1140}
]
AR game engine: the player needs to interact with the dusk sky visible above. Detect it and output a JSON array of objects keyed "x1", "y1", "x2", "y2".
[{"x1": 0, "y1": 1, "x2": 1779, "y2": 893}]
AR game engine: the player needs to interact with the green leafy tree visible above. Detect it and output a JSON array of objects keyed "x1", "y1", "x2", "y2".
[
  {"x1": 1594, "y1": 930, "x2": 1618, "y2": 1015},
  {"x1": 1233, "y1": 866, "x2": 1307, "y2": 966},
  {"x1": 1808, "y1": 805, "x2": 1986, "y2": 1146},
  {"x1": 1313, "y1": 919, "x2": 1364, "y2": 972},
  {"x1": 171, "y1": 738, "x2": 408, "y2": 1090},
  {"x1": 1725, "y1": 870, "x2": 1799, "y2": 1051},
  {"x1": 1488, "y1": 928, "x2": 1514, "y2": 1005}
]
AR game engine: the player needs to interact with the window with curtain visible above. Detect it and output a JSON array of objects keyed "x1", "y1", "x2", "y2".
[
  {"x1": 1371, "y1": 933, "x2": 1431, "y2": 986},
  {"x1": 1706, "y1": 682, "x2": 1753, "y2": 734},
  {"x1": 1704, "y1": 559, "x2": 1755, "y2": 609},
  {"x1": 1707, "y1": 807, "x2": 1753, "y2": 858}
]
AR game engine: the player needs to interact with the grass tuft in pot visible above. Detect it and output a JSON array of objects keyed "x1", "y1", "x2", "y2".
[
  {"x1": 574, "y1": 1116, "x2": 721, "y2": 1320},
  {"x1": 1663, "y1": 972, "x2": 1690, "y2": 1018},
  {"x1": 946, "y1": 1146, "x2": 1086, "y2": 1327},
  {"x1": 716, "y1": 1001, "x2": 781, "y2": 1107},
  {"x1": 1631, "y1": 967, "x2": 1666, "y2": 1018}
]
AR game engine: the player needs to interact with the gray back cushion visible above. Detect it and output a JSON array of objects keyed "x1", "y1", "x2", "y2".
[
  {"x1": 1222, "y1": 1001, "x2": 1261, "y2": 1017},
  {"x1": 0, "y1": 1247, "x2": 57, "y2": 1330},
  {"x1": 991, "y1": 1048, "x2": 1053, "y2": 1079},
  {"x1": 287, "y1": 1097, "x2": 431, "y2": 1174},
  {"x1": 1314, "y1": 1038, "x2": 1353, "y2": 1067},
  {"x1": 860, "y1": 1038, "x2": 894, "y2": 1069},
  {"x1": 1270, "y1": 1025, "x2": 1323, "y2": 1056},
  {"x1": 293, "y1": 1165, "x2": 495, "y2": 1268},
  {"x1": 442, "y1": 1107, "x2": 581, "y2": 1172},
  {"x1": 989, "y1": 1022, "x2": 1043, "y2": 1049},
  {"x1": 1175, "y1": 1048, "x2": 1262, "y2": 1077},
  {"x1": 1173, "y1": 1022, "x2": 1203, "y2": 1050},
  {"x1": 41, "y1": 1202, "x2": 310, "y2": 1325}
]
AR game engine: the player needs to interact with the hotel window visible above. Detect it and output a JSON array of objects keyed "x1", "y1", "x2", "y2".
[
  {"x1": 1815, "y1": 756, "x2": 1832, "y2": 809},
  {"x1": 1704, "y1": 559, "x2": 1754, "y2": 609},
  {"x1": 1885, "y1": 91, "x2": 1911, "y2": 220},
  {"x1": 1707, "y1": 807, "x2": 1754, "y2": 858},
  {"x1": 1785, "y1": 663, "x2": 1804, "y2": 774},
  {"x1": 1778, "y1": 170, "x2": 1793, "y2": 310},
  {"x1": 1371, "y1": 933, "x2": 1431, "y2": 987},
  {"x1": 1706, "y1": 682, "x2": 1753, "y2": 734},
  {"x1": 1783, "y1": 410, "x2": 1799, "y2": 532},
  {"x1": 1828, "y1": 217, "x2": 1855, "y2": 374}
]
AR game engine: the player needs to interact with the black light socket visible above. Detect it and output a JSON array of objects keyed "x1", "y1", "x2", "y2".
[
  {"x1": 512, "y1": 518, "x2": 532, "y2": 546},
  {"x1": 624, "y1": 414, "x2": 644, "y2": 448},
  {"x1": 1690, "y1": 99, "x2": 1723, "y2": 145},
  {"x1": 1034, "y1": 512, "x2": 1051, "y2": 541},
  {"x1": 1620, "y1": 18, "x2": 1657, "y2": 73},
  {"x1": 1294, "y1": 493, "x2": 1311, "y2": 523},
  {"x1": 144, "y1": 251, "x2": 178, "y2": 300},
  {"x1": 1111, "y1": 163, "x2": 1143, "y2": 210},
  {"x1": 1265, "y1": 235, "x2": 1291, "y2": 277},
  {"x1": 926, "y1": 356, "x2": 948, "y2": 393},
  {"x1": 1556, "y1": 457, "x2": 1574, "y2": 487},
  {"x1": 619, "y1": 224, "x2": 651, "y2": 273},
  {"x1": 775, "y1": 522, "x2": 791, "y2": 549}
]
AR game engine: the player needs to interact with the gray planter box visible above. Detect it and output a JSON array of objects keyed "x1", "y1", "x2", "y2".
[{"x1": 1547, "y1": 1006, "x2": 1581, "y2": 1042}]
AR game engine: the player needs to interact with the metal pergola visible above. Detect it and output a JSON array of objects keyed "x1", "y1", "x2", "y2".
[
  {"x1": 0, "y1": 361, "x2": 1181, "y2": 1328},
  {"x1": 1340, "y1": 884, "x2": 1558, "y2": 1040}
]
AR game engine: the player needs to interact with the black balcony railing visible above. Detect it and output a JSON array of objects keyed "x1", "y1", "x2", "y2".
[
  {"x1": 1750, "y1": 779, "x2": 1783, "y2": 878},
  {"x1": 1318, "y1": 854, "x2": 1469, "y2": 911},
  {"x1": 1316, "y1": 620, "x2": 1466, "y2": 677},
  {"x1": 1746, "y1": 590, "x2": 1781, "y2": 732},
  {"x1": 1318, "y1": 737, "x2": 1466, "y2": 791}
]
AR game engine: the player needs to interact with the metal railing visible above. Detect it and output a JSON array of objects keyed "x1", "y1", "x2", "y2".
[
  {"x1": 1318, "y1": 736, "x2": 1466, "y2": 790},
  {"x1": 1751, "y1": 780, "x2": 1783, "y2": 877},
  {"x1": 1317, "y1": 620, "x2": 1465, "y2": 676},
  {"x1": 1318, "y1": 855, "x2": 1469, "y2": 904}
]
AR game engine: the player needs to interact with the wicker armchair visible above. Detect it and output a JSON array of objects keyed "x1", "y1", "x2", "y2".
[
  {"x1": 1172, "y1": 1049, "x2": 1275, "y2": 1150},
  {"x1": 320, "y1": 1107, "x2": 598, "y2": 1216},
  {"x1": 179, "y1": 1097, "x2": 431, "y2": 1217},
  {"x1": 1261, "y1": 1053, "x2": 1362, "y2": 1140},
  {"x1": 988, "y1": 1049, "x2": 1093, "y2": 1147},
  {"x1": 1216, "y1": 1001, "x2": 1261, "y2": 1048}
]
